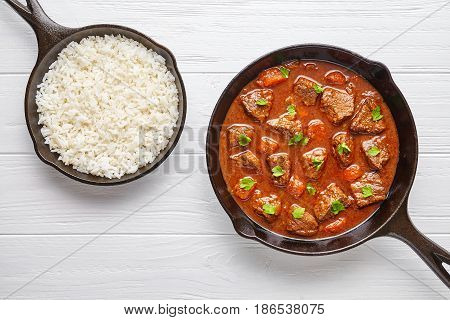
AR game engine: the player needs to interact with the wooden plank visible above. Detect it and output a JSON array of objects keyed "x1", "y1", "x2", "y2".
[
  {"x1": 1, "y1": 73, "x2": 450, "y2": 155},
  {"x1": 0, "y1": 0, "x2": 449, "y2": 300},
  {"x1": 0, "y1": 234, "x2": 448, "y2": 299},
  {"x1": 0, "y1": 153, "x2": 449, "y2": 235},
  {"x1": 0, "y1": 0, "x2": 449, "y2": 73}
]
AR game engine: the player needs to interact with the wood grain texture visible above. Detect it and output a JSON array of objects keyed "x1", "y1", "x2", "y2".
[
  {"x1": 0, "y1": 0, "x2": 449, "y2": 300},
  {"x1": 0, "y1": 0, "x2": 449, "y2": 74},
  {"x1": 0, "y1": 235, "x2": 449, "y2": 299}
]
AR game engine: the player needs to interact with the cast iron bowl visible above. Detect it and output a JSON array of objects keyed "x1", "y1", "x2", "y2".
[
  {"x1": 5, "y1": 0, "x2": 187, "y2": 185},
  {"x1": 206, "y1": 44, "x2": 450, "y2": 287}
]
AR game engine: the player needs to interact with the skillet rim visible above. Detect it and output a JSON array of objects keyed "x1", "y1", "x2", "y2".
[{"x1": 206, "y1": 43, "x2": 418, "y2": 255}]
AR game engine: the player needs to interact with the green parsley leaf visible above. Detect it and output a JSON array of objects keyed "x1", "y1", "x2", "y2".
[
  {"x1": 361, "y1": 185, "x2": 373, "y2": 198},
  {"x1": 272, "y1": 165, "x2": 285, "y2": 177},
  {"x1": 337, "y1": 142, "x2": 351, "y2": 155},
  {"x1": 372, "y1": 106, "x2": 384, "y2": 121},
  {"x1": 287, "y1": 104, "x2": 296, "y2": 116},
  {"x1": 263, "y1": 203, "x2": 276, "y2": 215},
  {"x1": 288, "y1": 133, "x2": 309, "y2": 146},
  {"x1": 255, "y1": 98, "x2": 268, "y2": 106},
  {"x1": 306, "y1": 183, "x2": 316, "y2": 195},
  {"x1": 288, "y1": 133, "x2": 303, "y2": 146},
  {"x1": 239, "y1": 177, "x2": 255, "y2": 191},
  {"x1": 301, "y1": 137, "x2": 310, "y2": 146},
  {"x1": 312, "y1": 158, "x2": 324, "y2": 171},
  {"x1": 331, "y1": 200, "x2": 345, "y2": 215},
  {"x1": 313, "y1": 84, "x2": 324, "y2": 94},
  {"x1": 238, "y1": 133, "x2": 251, "y2": 146},
  {"x1": 368, "y1": 146, "x2": 380, "y2": 157},
  {"x1": 279, "y1": 66, "x2": 290, "y2": 78},
  {"x1": 292, "y1": 207, "x2": 306, "y2": 219}
]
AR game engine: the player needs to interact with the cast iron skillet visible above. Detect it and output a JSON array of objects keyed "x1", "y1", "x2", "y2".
[
  {"x1": 206, "y1": 44, "x2": 450, "y2": 287},
  {"x1": 5, "y1": 0, "x2": 187, "y2": 185}
]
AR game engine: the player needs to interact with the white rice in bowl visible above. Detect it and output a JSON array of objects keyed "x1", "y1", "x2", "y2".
[{"x1": 36, "y1": 35, "x2": 179, "y2": 179}]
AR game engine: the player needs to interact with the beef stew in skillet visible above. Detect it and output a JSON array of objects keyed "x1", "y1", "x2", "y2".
[{"x1": 219, "y1": 60, "x2": 399, "y2": 239}]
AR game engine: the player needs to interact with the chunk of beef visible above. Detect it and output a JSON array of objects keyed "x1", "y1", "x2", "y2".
[
  {"x1": 233, "y1": 177, "x2": 257, "y2": 201},
  {"x1": 267, "y1": 152, "x2": 291, "y2": 186},
  {"x1": 230, "y1": 150, "x2": 261, "y2": 171},
  {"x1": 323, "y1": 217, "x2": 347, "y2": 233},
  {"x1": 320, "y1": 87, "x2": 354, "y2": 125},
  {"x1": 362, "y1": 136, "x2": 390, "y2": 170},
  {"x1": 307, "y1": 119, "x2": 327, "y2": 139},
  {"x1": 240, "y1": 89, "x2": 273, "y2": 122},
  {"x1": 331, "y1": 132, "x2": 354, "y2": 167},
  {"x1": 362, "y1": 90, "x2": 383, "y2": 104},
  {"x1": 286, "y1": 176, "x2": 305, "y2": 199},
  {"x1": 286, "y1": 204, "x2": 319, "y2": 236},
  {"x1": 343, "y1": 164, "x2": 363, "y2": 182},
  {"x1": 256, "y1": 67, "x2": 288, "y2": 87},
  {"x1": 252, "y1": 190, "x2": 281, "y2": 222},
  {"x1": 350, "y1": 172, "x2": 387, "y2": 208},
  {"x1": 304, "y1": 62, "x2": 317, "y2": 70},
  {"x1": 350, "y1": 98, "x2": 386, "y2": 134},
  {"x1": 313, "y1": 183, "x2": 352, "y2": 221},
  {"x1": 266, "y1": 112, "x2": 302, "y2": 137},
  {"x1": 293, "y1": 76, "x2": 320, "y2": 106},
  {"x1": 325, "y1": 70, "x2": 347, "y2": 85},
  {"x1": 227, "y1": 124, "x2": 254, "y2": 149},
  {"x1": 258, "y1": 136, "x2": 279, "y2": 155},
  {"x1": 301, "y1": 147, "x2": 327, "y2": 180}
]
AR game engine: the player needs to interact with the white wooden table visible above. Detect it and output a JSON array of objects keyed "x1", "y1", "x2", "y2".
[{"x1": 0, "y1": 0, "x2": 449, "y2": 299}]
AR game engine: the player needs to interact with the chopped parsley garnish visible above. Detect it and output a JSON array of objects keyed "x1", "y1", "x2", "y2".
[
  {"x1": 313, "y1": 84, "x2": 324, "y2": 94},
  {"x1": 292, "y1": 207, "x2": 306, "y2": 219},
  {"x1": 301, "y1": 137, "x2": 310, "y2": 146},
  {"x1": 306, "y1": 183, "x2": 316, "y2": 195},
  {"x1": 263, "y1": 203, "x2": 276, "y2": 215},
  {"x1": 287, "y1": 104, "x2": 296, "y2": 116},
  {"x1": 312, "y1": 158, "x2": 324, "y2": 171},
  {"x1": 372, "y1": 106, "x2": 384, "y2": 121},
  {"x1": 337, "y1": 142, "x2": 351, "y2": 155},
  {"x1": 238, "y1": 133, "x2": 251, "y2": 146},
  {"x1": 255, "y1": 98, "x2": 268, "y2": 106},
  {"x1": 239, "y1": 177, "x2": 255, "y2": 191},
  {"x1": 288, "y1": 133, "x2": 302, "y2": 145},
  {"x1": 279, "y1": 66, "x2": 290, "y2": 78},
  {"x1": 368, "y1": 146, "x2": 380, "y2": 157},
  {"x1": 361, "y1": 185, "x2": 374, "y2": 198},
  {"x1": 288, "y1": 133, "x2": 309, "y2": 146},
  {"x1": 272, "y1": 165, "x2": 285, "y2": 177},
  {"x1": 331, "y1": 200, "x2": 345, "y2": 215}
]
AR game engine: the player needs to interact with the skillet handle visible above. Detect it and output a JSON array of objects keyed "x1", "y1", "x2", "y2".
[
  {"x1": 374, "y1": 201, "x2": 450, "y2": 288},
  {"x1": 5, "y1": 0, "x2": 74, "y2": 59}
]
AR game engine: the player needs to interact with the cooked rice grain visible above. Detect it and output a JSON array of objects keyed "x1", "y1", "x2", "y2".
[{"x1": 36, "y1": 35, "x2": 179, "y2": 179}]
